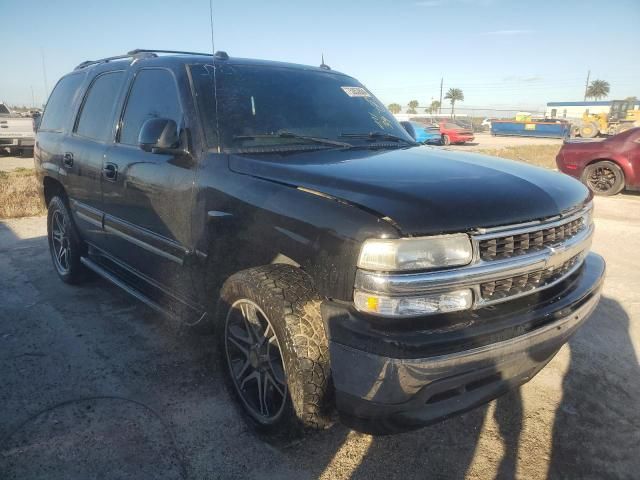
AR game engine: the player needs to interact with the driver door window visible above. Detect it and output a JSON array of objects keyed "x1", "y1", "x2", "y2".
[{"x1": 119, "y1": 69, "x2": 182, "y2": 145}]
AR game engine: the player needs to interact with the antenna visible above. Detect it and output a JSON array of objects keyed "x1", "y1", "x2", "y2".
[
  {"x1": 320, "y1": 53, "x2": 331, "y2": 70},
  {"x1": 209, "y1": 0, "x2": 221, "y2": 153}
]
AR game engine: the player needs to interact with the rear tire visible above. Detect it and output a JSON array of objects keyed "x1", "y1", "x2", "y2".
[
  {"x1": 582, "y1": 161, "x2": 625, "y2": 196},
  {"x1": 47, "y1": 196, "x2": 88, "y2": 284},
  {"x1": 216, "y1": 265, "x2": 332, "y2": 436},
  {"x1": 442, "y1": 134, "x2": 451, "y2": 145}
]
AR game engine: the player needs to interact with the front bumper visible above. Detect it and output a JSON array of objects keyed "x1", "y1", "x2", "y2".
[{"x1": 323, "y1": 253, "x2": 605, "y2": 434}]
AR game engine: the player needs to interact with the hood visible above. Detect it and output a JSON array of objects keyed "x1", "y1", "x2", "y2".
[{"x1": 229, "y1": 146, "x2": 590, "y2": 236}]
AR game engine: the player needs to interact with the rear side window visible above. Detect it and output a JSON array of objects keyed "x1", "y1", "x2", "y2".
[
  {"x1": 119, "y1": 69, "x2": 182, "y2": 146},
  {"x1": 39, "y1": 74, "x2": 84, "y2": 132},
  {"x1": 75, "y1": 71, "x2": 124, "y2": 142}
]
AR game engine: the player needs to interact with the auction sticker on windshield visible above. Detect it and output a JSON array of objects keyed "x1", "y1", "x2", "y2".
[{"x1": 341, "y1": 86, "x2": 371, "y2": 97}]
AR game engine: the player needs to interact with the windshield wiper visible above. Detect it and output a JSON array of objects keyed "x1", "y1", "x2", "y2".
[
  {"x1": 339, "y1": 131, "x2": 417, "y2": 145},
  {"x1": 233, "y1": 131, "x2": 352, "y2": 148}
]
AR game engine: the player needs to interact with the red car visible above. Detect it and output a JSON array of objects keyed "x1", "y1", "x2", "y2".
[
  {"x1": 556, "y1": 127, "x2": 640, "y2": 196},
  {"x1": 438, "y1": 121, "x2": 474, "y2": 145}
]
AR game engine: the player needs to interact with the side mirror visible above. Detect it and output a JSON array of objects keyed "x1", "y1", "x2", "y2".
[
  {"x1": 33, "y1": 114, "x2": 42, "y2": 133},
  {"x1": 138, "y1": 118, "x2": 186, "y2": 155},
  {"x1": 400, "y1": 121, "x2": 417, "y2": 141}
]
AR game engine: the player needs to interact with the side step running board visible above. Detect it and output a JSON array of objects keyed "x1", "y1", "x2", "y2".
[{"x1": 80, "y1": 256, "x2": 179, "y2": 320}]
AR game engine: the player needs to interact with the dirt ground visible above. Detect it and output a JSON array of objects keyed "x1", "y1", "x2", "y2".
[
  {"x1": 0, "y1": 153, "x2": 34, "y2": 172},
  {"x1": 1, "y1": 192, "x2": 638, "y2": 479},
  {"x1": 445, "y1": 132, "x2": 564, "y2": 151}
]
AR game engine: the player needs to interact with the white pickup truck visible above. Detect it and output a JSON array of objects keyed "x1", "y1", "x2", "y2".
[{"x1": 0, "y1": 103, "x2": 35, "y2": 155}]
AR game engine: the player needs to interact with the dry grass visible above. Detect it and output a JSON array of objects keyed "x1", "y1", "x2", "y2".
[
  {"x1": 0, "y1": 168, "x2": 46, "y2": 219},
  {"x1": 476, "y1": 144, "x2": 562, "y2": 170}
]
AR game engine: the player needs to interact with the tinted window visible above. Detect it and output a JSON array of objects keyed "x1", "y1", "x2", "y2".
[
  {"x1": 191, "y1": 63, "x2": 412, "y2": 151},
  {"x1": 39, "y1": 74, "x2": 84, "y2": 132},
  {"x1": 119, "y1": 69, "x2": 182, "y2": 146},
  {"x1": 0, "y1": 104, "x2": 10, "y2": 115},
  {"x1": 75, "y1": 71, "x2": 124, "y2": 142}
]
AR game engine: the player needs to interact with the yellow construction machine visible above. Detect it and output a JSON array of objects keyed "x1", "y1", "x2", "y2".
[{"x1": 577, "y1": 99, "x2": 640, "y2": 138}]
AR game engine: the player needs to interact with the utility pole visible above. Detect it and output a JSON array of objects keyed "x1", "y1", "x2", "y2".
[
  {"x1": 583, "y1": 69, "x2": 590, "y2": 101},
  {"x1": 41, "y1": 48, "x2": 49, "y2": 102},
  {"x1": 439, "y1": 77, "x2": 443, "y2": 115}
]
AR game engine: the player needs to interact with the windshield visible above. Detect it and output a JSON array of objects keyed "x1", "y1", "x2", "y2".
[{"x1": 190, "y1": 63, "x2": 413, "y2": 151}]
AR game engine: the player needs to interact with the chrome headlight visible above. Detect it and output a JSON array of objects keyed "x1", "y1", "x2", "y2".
[
  {"x1": 354, "y1": 234, "x2": 474, "y2": 317},
  {"x1": 354, "y1": 289, "x2": 473, "y2": 317},
  {"x1": 357, "y1": 234, "x2": 473, "y2": 272}
]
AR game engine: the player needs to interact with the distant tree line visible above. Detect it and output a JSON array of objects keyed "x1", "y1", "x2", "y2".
[
  {"x1": 387, "y1": 88, "x2": 465, "y2": 117},
  {"x1": 387, "y1": 78, "x2": 636, "y2": 116}
]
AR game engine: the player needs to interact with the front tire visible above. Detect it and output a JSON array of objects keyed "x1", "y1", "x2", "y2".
[
  {"x1": 442, "y1": 134, "x2": 451, "y2": 145},
  {"x1": 579, "y1": 122, "x2": 599, "y2": 139},
  {"x1": 582, "y1": 161, "x2": 625, "y2": 196},
  {"x1": 47, "y1": 196, "x2": 87, "y2": 284},
  {"x1": 217, "y1": 265, "x2": 332, "y2": 436}
]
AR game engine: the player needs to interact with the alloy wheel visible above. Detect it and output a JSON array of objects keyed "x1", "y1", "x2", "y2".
[
  {"x1": 224, "y1": 300, "x2": 288, "y2": 424},
  {"x1": 50, "y1": 210, "x2": 71, "y2": 275},
  {"x1": 587, "y1": 166, "x2": 617, "y2": 193}
]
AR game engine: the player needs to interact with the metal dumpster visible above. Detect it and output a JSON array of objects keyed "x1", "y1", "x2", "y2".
[{"x1": 491, "y1": 121, "x2": 570, "y2": 138}]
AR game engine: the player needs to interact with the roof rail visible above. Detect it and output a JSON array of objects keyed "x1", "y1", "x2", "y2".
[
  {"x1": 128, "y1": 49, "x2": 229, "y2": 59},
  {"x1": 127, "y1": 49, "x2": 214, "y2": 57},
  {"x1": 74, "y1": 51, "x2": 157, "y2": 71},
  {"x1": 74, "y1": 49, "x2": 230, "y2": 71}
]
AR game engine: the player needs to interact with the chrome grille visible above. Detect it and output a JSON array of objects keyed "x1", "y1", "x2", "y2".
[
  {"x1": 479, "y1": 217, "x2": 584, "y2": 261},
  {"x1": 480, "y1": 254, "x2": 582, "y2": 301}
]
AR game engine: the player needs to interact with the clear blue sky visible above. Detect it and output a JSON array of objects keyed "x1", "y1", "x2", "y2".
[{"x1": 2, "y1": 0, "x2": 639, "y2": 112}]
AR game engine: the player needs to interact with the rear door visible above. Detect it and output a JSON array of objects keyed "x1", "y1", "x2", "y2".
[
  {"x1": 100, "y1": 67, "x2": 198, "y2": 300},
  {"x1": 35, "y1": 73, "x2": 85, "y2": 201},
  {"x1": 61, "y1": 70, "x2": 126, "y2": 246}
]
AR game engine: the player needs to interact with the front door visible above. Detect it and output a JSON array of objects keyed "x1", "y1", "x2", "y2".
[{"x1": 100, "y1": 67, "x2": 197, "y2": 301}]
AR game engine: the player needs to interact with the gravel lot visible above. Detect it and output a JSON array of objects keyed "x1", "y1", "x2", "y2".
[
  {"x1": 1, "y1": 194, "x2": 639, "y2": 479},
  {"x1": 445, "y1": 132, "x2": 564, "y2": 151}
]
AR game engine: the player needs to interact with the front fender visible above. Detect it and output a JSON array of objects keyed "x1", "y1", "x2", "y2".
[{"x1": 194, "y1": 157, "x2": 398, "y2": 301}]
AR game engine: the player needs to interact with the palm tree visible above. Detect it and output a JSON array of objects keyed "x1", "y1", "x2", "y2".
[
  {"x1": 407, "y1": 100, "x2": 419, "y2": 114},
  {"x1": 586, "y1": 80, "x2": 610, "y2": 101},
  {"x1": 444, "y1": 88, "x2": 464, "y2": 117},
  {"x1": 387, "y1": 103, "x2": 402, "y2": 114},
  {"x1": 428, "y1": 100, "x2": 441, "y2": 115}
]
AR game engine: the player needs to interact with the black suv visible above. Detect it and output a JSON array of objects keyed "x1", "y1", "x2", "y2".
[{"x1": 35, "y1": 49, "x2": 605, "y2": 435}]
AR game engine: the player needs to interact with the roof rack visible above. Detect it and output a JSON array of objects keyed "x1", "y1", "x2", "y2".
[
  {"x1": 127, "y1": 48, "x2": 212, "y2": 57},
  {"x1": 129, "y1": 49, "x2": 229, "y2": 59},
  {"x1": 74, "y1": 49, "x2": 229, "y2": 71},
  {"x1": 74, "y1": 52, "x2": 156, "y2": 71}
]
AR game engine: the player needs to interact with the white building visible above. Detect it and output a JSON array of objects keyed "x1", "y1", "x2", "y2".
[{"x1": 545, "y1": 101, "x2": 640, "y2": 120}]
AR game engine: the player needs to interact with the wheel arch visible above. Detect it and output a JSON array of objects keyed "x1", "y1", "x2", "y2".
[{"x1": 42, "y1": 175, "x2": 67, "y2": 206}]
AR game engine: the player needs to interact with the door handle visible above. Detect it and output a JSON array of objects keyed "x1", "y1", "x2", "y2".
[
  {"x1": 62, "y1": 152, "x2": 74, "y2": 168},
  {"x1": 102, "y1": 163, "x2": 118, "y2": 181}
]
